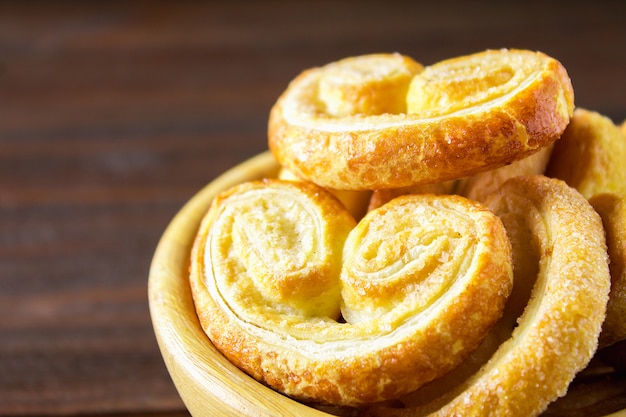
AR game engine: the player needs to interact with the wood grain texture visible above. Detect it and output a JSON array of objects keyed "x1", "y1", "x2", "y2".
[{"x1": 1, "y1": 0, "x2": 625, "y2": 416}]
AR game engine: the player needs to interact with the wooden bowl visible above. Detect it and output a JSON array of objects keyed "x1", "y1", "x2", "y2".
[
  {"x1": 148, "y1": 151, "x2": 626, "y2": 417},
  {"x1": 148, "y1": 152, "x2": 336, "y2": 416}
]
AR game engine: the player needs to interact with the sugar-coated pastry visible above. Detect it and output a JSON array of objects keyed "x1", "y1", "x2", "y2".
[
  {"x1": 589, "y1": 193, "x2": 626, "y2": 348},
  {"x1": 269, "y1": 49, "x2": 574, "y2": 190},
  {"x1": 364, "y1": 175, "x2": 610, "y2": 417},
  {"x1": 191, "y1": 179, "x2": 354, "y2": 321},
  {"x1": 456, "y1": 143, "x2": 553, "y2": 204},
  {"x1": 546, "y1": 108, "x2": 626, "y2": 199},
  {"x1": 182, "y1": 45, "x2": 624, "y2": 416},
  {"x1": 190, "y1": 180, "x2": 513, "y2": 407},
  {"x1": 315, "y1": 53, "x2": 424, "y2": 117}
]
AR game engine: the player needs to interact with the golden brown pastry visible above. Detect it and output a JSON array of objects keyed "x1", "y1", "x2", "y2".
[
  {"x1": 277, "y1": 166, "x2": 372, "y2": 220},
  {"x1": 456, "y1": 143, "x2": 553, "y2": 204},
  {"x1": 589, "y1": 193, "x2": 626, "y2": 348},
  {"x1": 269, "y1": 49, "x2": 574, "y2": 190},
  {"x1": 546, "y1": 108, "x2": 626, "y2": 199},
  {"x1": 364, "y1": 175, "x2": 611, "y2": 417},
  {"x1": 190, "y1": 179, "x2": 513, "y2": 407}
]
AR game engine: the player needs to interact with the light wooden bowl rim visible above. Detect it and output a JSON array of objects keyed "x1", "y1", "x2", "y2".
[{"x1": 148, "y1": 151, "x2": 335, "y2": 416}]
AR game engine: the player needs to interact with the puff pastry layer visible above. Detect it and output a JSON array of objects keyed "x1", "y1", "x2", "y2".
[
  {"x1": 190, "y1": 179, "x2": 513, "y2": 407},
  {"x1": 269, "y1": 49, "x2": 574, "y2": 190},
  {"x1": 365, "y1": 175, "x2": 611, "y2": 417}
]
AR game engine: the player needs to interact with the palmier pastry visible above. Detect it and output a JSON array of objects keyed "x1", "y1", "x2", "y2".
[
  {"x1": 546, "y1": 108, "x2": 626, "y2": 199},
  {"x1": 589, "y1": 193, "x2": 626, "y2": 348},
  {"x1": 365, "y1": 175, "x2": 610, "y2": 417},
  {"x1": 190, "y1": 179, "x2": 513, "y2": 407},
  {"x1": 268, "y1": 49, "x2": 574, "y2": 190}
]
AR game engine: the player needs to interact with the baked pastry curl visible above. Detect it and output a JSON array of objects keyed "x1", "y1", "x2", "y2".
[
  {"x1": 545, "y1": 108, "x2": 626, "y2": 347},
  {"x1": 367, "y1": 141, "x2": 553, "y2": 214},
  {"x1": 546, "y1": 108, "x2": 626, "y2": 199},
  {"x1": 190, "y1": 180, "x2": 513, "y2": 407},
  {"x1": 364, "y1": 175, "x2": 610, "y2": 417},
  {"x1": 269, "y1": 49, "x2": 574, "y2": 191}
]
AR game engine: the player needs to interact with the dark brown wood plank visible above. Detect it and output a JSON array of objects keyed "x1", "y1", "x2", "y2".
[{"x1": 0, "y1": 0, "x2": 625, "y2": 415}]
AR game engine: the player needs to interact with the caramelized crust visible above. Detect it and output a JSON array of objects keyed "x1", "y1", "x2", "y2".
[
  {"x1": 269, "y1": 49, "x2": 574, "y2": 190},
  {"x1": 365, "y1": 175, "x2": 610, "y2": 417},
  {"x1": 190, "y1": 180, "x2": 513, "y2": 407},
  {"x1": 546, "y1": 108, "x2": 626, "y2": 347},
  {"x1": 184, "y1": 48, "x2": 623, "y2": 415}
]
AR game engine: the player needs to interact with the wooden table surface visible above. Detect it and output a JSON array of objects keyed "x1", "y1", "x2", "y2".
[{"x1": 1, "y1": 1, "x2": 625, "y2": 416}]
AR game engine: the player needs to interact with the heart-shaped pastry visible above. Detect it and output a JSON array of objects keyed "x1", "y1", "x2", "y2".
[
  {"x1": 189, "y1": 179, "x2": 513, "y2": 406},
  {"x1": 365, "y1": 175, "x2": 611, "y2": 417},
  {"x1": 268, "y1": 49, "x2": 574, "y2": 191}
]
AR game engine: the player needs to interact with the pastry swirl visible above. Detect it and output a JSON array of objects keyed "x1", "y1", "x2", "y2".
[
  {"x1": 190, "y1": 179, "x2": 513, "y2": 407},
  {"x1": 365, "y1": 175, "x2": 611, "y2": 417},
  {"x1": 367, "y1": 181, "x2": 456, "y2": 212},
  {"x1": 268, "y1": 49, "x2": 574, "y2": 191}
]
